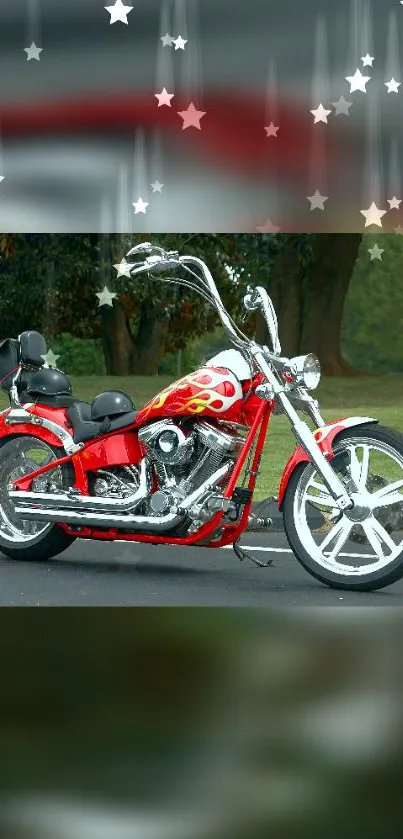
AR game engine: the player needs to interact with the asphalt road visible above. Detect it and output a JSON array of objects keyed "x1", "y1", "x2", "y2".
[{"x1": 1, "y1": 532, "x2": 403, "y2": 606}]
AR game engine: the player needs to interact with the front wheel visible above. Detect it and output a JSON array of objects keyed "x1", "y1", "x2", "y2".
[
  {"x1": 0, "y1": 436, "x2": 76, "y2": 562},
  {"x1": 283, "y1": 425, "x2": 403, "y2": 591}
]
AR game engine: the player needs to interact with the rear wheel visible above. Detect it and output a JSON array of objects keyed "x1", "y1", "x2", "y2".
[
  {"x1": 0, "y1": 436, "x2": 76, "y2": 561},
  {"x1": 283, "y1": 425, "x2": 403, "y2": 591}
]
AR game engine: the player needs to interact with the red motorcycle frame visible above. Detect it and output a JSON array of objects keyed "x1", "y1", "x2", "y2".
[
  {"x1": 0, "y1": 371, "x2": 370, "y2": 549},
  {"x1": 4, "y1": 243, "x2": 403, "y2": 594}
]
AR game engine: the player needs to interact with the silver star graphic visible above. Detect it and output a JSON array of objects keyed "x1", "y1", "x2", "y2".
[
  {"x1": 388, "y1": 196, "x2": 402, "y2": 209},
  {"x1": 105, "y1": 1, "x2": 133, "y2": 24},
  {"x1": 161, "y1": 33, "x2": 173, "y2": 46},
  {"x1": 41, "y1": 349, "x2": 60, "y2": 368},
  {"x1": 151, "y1": 180, "x2": 164, "y2": 193},
  {"x1": 264, "y1": 122, "x2": 279, "y2": 137},
  {"x1": 114, "y1": 258, "x2": 135, "y2": 278},
  {"x1": 24, "y1": 42, "x2": 43, "y2": 61},
  {"x1": 173, "y1": 35, "x2": 187, "y2": 50},
  {"x1": 132, "y1": 197, "x2": 149, "y2": 214},
  {"x1": 307, "y1": 190, "x2": 328, "y2": 210},
  {"x1": 310, "y1": 103, "x2": 332, "y2": 124},
  {"x1": 256, "y1": 219, "x2": 281, "y2": 233},
  {"x1": 332, "y1": 95, "x2": 353, "y2": 116},
  {"x1": 368, "y1": 244, "x2": 384, "y2": 261},
  {"x1": 361, "y1": 53, "x2": 374, "y2": 67},
  {"x1": 385, "y1": 78, "x2": 401, "y2": 93},
  {"x1": 346, "y1": 68, "x2": 371, "y2": 93},
  {"x1": 96, "y1": 286, "x2": 118, "y2": 307},
  {"x1": 360, "y1": 202, "x2": 387, "y2": 227}
]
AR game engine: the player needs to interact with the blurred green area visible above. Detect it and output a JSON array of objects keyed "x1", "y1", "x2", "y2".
[
  {"x1": 343, "y1": 233, "x2": 403, "y2": 373},
  {"x1": 2, "y1": 376, "x2": 402, "y2": 498},
  {"x1": 0, "y1": 610, "x2": 403, "y2": 839}
]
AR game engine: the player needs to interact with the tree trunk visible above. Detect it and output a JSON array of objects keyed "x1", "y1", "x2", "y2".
[
  {"x1": 97, "y1": 233, "x2": 137, "y2": 376},
  {"x1": 101, "y1": 304, "x2": 135, "y2": 375},
  {"x1": 131, "y1": 303, "x2": 169, "y2": 375},
  {"x1": 299, "y1": 234, "x2": 363, "y2": 375},
  {"x1": 255, "y1": 243, "x2": 304, "y2": 358},
  {"x1": 256, "y1": 233, "x2": 363, "y2": 375}
]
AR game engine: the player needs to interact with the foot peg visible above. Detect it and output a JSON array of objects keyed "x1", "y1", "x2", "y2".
[{"x1": 233, "y1": 539, "x2": 274, "y2": 568}]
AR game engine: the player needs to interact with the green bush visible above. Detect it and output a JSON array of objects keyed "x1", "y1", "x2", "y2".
[{"x1": 49, "y1": 333, "x2": 106, "y2": 376}]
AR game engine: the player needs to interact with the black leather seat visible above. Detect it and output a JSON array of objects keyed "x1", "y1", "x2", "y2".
[
  {"x1": 17, "y1": 395, "x2": 137, "y2": 443},
  {"x1": 19, "y1": 331, "x2": 47, "y2": 366},
  {"x1": 19, "y1": 392, "x2": 86, "y2": 409},
  {"x1": 1, "y1": 331, "x2": 47, "y2": 394},
  {"x1": 67, "y1": 407, "x2": 138, "y2": 444}
]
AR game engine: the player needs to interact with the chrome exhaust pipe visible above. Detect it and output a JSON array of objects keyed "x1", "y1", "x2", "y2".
[
  {"x1": 9, "y1": 459, "x2": 150, "y2": 514},
  {"x1": 11, "y1": 464, "x2": 232, "y2": 533},
  {"x1": 13, "y1": 506, "x2": 184, "y2": 532}
]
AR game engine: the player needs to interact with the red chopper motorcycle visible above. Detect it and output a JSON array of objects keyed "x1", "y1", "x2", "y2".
[{"x1": 1, "y1": 241, "x2": 403, "y2": 591}]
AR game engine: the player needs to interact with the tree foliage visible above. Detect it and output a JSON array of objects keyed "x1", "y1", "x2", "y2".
[
  {"x1": 0, "y1": 232, "x2": 366, "y2": 376},
  {"x1": 343, "y1": 234, "x2": 403, "y2": 373}
]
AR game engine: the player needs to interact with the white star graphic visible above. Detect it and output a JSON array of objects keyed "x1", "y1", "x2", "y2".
[
  {"x1": 161, "y1": 33, "x2": 173, "y2": 46},
  {"x1": 310, "y1": 103, "x2": 332, "y2": 124},
  {"x1": 264, "y1": 122, "x2": 279, "y2": 137},
  {"x1": 332, "y1": 96, "x2": 353, "y2": 116},
  {"x1": 41, "y1": 349, "x2": 60, "y2": 368},
  {"x1": 307, "y1": 190, "x2": 328, "y2": 210},
  {"x1": 105, "y1": 1, "x2": 133, "y2": 25},
  {"x1": 178, "y1": 103, "x2": 206, "y2": 130},
  {"x1": 173, "y1": 35, "x2": 187, "y2": 50},
  {"x1": 360, "y1": 202, "x2": 387, "y2": 228},
  {"x1": 368, "y1": 244, "x2": 384, "y2": 261},
  {"x1": 155, "y1": 87, "x2": 174, "y2": 107},
  {"x1": 24, "y1": 42, "x2": 43, "y2": 61},
  {"x1": 256, "y1": 219, "x2": 281, "y2": 233},
  {"x1": 361, "y1": 53, "x2": 375, "y2": 67},
  {"x1": 132, "y1": 197, "x2": 149, "y2": 214},
  {"x1": 385, "y1": 78, "x2": 401, "y2": 93},
  {"x1": 151, "y1": 180, "x2": 164, "y2": 193},
  {"x1": 96, "y1": 286, "x2": 118, "y2": 307},
  {"x1": 114, "y1": 258, "x2": 135, "y2": 278},
  {"x1": 388, "y1": 196, "x2": 402, "y2": 210},
  {"x1": 346, "y1": 68, "x2": 371, "y2": 93},
  {"x1": 0, "y1": 176, "x2": 5, "y2": 185}
]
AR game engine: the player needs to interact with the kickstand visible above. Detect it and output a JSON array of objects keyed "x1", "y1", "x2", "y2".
[{"x1": 233, "y1": 539, "x2": 274, "y2": 568}]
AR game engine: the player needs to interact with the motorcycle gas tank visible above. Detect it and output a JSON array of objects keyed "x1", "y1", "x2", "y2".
[
  {"x1": 135, "y1": 367, "x2": 245, "y2": 424},
  {"x1": 205, "y1": 349, "x2": 252, "y2": 381}
]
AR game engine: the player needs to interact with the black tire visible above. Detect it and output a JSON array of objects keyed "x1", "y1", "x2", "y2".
[
  {"x1": 282, "y1": 424, "x2": 403, "y2": 592},
  {"x1": 0, "y1": 436, "x2": 76, "y2": 562}
]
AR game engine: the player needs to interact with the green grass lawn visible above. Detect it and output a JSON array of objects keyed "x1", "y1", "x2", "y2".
[{"x1": 2, "y1": 375, "x2": 403, "y2": 500}]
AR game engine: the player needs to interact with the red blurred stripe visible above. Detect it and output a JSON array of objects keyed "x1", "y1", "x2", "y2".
[
  {"x1": 0, "y1": 89, "x2": 349, "y2": 183},
  {"x1": 0, "y1": 89, "x2": 359, "y2": 231}
]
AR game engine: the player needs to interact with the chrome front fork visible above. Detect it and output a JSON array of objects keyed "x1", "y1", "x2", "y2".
[{"x1": 254, "y1": 350, "x2": 353, "y2": 511}]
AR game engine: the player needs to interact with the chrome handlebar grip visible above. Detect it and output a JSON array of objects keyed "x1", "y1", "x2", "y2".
[{"x1": 127, "y1": 242, "x2": 165, "y2": 257}]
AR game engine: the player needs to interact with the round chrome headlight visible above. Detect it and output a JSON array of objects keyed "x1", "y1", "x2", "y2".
[{"x1": 287, "y1": 354, "x2": 321, "y2": 390}]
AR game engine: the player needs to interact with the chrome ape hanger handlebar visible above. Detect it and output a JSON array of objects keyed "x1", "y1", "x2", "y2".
[{"x1": 126, "y1": 242, "x2": 282, "y2": 356}]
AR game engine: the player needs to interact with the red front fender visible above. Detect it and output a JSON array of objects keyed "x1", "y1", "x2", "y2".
[{"x1": 278, "y1": 417, "x2": 378, "y2": 508}]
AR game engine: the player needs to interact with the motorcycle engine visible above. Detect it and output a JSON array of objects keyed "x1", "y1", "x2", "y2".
[{"x1": 138, "y1": 419, "x2": 246, "y2": 516}]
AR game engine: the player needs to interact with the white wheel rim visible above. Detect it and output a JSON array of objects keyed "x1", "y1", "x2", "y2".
[{"x1": 293, "y1": 436, "x2": 403, "y2": 577}]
